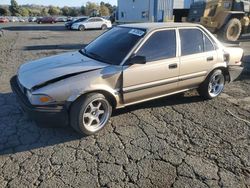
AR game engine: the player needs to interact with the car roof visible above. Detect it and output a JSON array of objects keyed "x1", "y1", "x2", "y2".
[
  {"x1": 88, "y1": 17, "x2": 103, "y2": 19},
  {"x1": 119, "y1": 22, "x2": 202, "y2": 31}
]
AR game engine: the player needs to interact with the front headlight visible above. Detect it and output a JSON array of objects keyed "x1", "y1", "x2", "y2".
[{"x1": 27, "y1": 91, "x2": 55, "y2": 105}]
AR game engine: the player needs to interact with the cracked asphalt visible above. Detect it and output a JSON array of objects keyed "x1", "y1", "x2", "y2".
[{"x1": 0, "y1": 23, "x2": 250, "y2": 188}]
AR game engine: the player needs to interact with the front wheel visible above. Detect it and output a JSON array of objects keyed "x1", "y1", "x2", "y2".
[
  {"x1": 198, "y1": 70, "x2": 225, "y2": 99},
  {"x1": 78, "y1": 25, "x2": 85, "y2": 31},
  {"x1": 70, "y1": 93, "x2": 112, "y2": 136}
]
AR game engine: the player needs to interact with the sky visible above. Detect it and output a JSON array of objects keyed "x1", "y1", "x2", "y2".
[{"x1": 0, "y1": 0, "x2": 117, "y2": 7}]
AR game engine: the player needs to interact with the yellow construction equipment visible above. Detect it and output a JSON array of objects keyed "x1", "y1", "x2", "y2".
[{"x1": 200, "y1": 0, "x2": 250, "y2": 41}]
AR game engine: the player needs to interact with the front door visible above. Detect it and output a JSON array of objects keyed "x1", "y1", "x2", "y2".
[{"x1": 122, "y1": 29, "x2": 180, "y2": 105}]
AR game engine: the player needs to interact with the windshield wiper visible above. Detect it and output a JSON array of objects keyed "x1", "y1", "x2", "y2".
[{"x1": 79, "y1": 49, "x2": 110, "y2": 64}]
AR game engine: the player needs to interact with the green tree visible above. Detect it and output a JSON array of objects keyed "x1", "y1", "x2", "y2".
[
  {"x1": 41, "y1": 8, "x2": 48, "y2": 16},
  {"x1": 29, "y1": 9, "x2": 41, "y2": 16},
  {"x1": 0, "y1": 7, "x2": 9, "y2": 16},
  {"x1": 61, "y1": 6, "x2": 70, "y2": 16},
  {"x1": 100, "y1": 5, "x2": 109, "y2": 16},
  {"x1": 9, "y1": 0, "x2": 20, "y2": 16},
  {"x1": 80, "y1": 6, "x2": 86, "y2": 15},
  {"x1": 48, "y1": 6, "x2": 60, "y2": 16},
  {"x1": 20, "y1": 7, "x2": 29, "y2": 16},
  {"x1": 105, "y1": 3, "x2": 114, "y2": 14},
  {"x1": 69, "y1": 8, "x2": 80, "y2": 17},
  {"x1": 85, "y1": 2, "x2": 99, "y2": 16}
]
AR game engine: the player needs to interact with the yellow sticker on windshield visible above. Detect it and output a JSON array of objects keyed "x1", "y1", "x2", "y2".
[{"x1": 129, "y1": 29, "x2": 145, "y2": 36}]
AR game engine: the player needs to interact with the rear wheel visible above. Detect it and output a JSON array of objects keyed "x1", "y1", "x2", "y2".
[
  {"x1": 198, "y1": 69, "x2": 225, "y2": 99},
  {"x1": 70, "y1": 93, "x2": 112, "y2": 136},
  {"x1": 78, "y1": 25, "x2": 85, "y2": 31},
  {"x1": 222, "y1": 18, "x2": 242, "y2": 42},
  {"x1": 101, "y1": 24, "x2": 107, "y2": 30}
]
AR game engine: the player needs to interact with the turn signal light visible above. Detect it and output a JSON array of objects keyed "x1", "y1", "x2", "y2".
[{"x1": 39, "y1": 96, "x2": 51, "y2": 103}]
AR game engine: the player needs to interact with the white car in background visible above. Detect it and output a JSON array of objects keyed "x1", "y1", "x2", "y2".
[{"x1": 71, "y1": 17, "x2": 112, "y2": 31}]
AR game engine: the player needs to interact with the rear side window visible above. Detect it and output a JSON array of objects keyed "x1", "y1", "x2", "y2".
[
  {"x1": 180, "y1": 29, "x2": 204, "y2": 56},
  {"x1": 136, "y1": 30, "x2": 176, "y2": 62},
  {"x1": 204, "y1": 34, "x2": 214, "y2": 52}
]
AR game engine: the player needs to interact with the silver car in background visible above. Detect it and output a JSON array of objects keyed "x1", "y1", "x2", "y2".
[
  {"x1": 11, "y1": 23, "x2": 244, "y2": 136},
  {"x1": 71, "y1": 17, "x2": 112, "y2": 31}
]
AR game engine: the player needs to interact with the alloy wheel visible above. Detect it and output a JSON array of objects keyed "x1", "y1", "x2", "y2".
[
  {"x1": 82, "y1": 98, "x2": 110, "y2": 132},
  {"x1": 208, "y1": 74, "x2": 224, "y2": 97}
]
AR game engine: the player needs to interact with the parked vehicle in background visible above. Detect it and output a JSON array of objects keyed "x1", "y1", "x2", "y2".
[
  {"x1": 56, "y1": 17, "x2": 67, "y2": 22},
  {"x1": 0, "y1": 17, "x2": 9, "y2": 23},
  {"x1": 37, "y1": 17, "x2": 57, "y2": 24},
  {"x1": 102, "y1": 16, "x2": 111, "y2": 20},
  {"x1": 71, "y1": 17, "x2": 112, "y2": 31},
  {"x1": 200, "y1": 0, "x2": 250, "y2": 41},
  {"x1": 67, "y1": 17, "x2": 74, "y2": 21},
  {"x1": 8, "y1": 17, "x2": 19, "y2": 22},
  {"x1": 18, "y1": 17, "x2": 26, "y2": 22},
  {"x1": 65, "y1": 17, "x2": 88, "y2": 29},
  {"x1": 28, "y1": 17, "x2": 37, "y2": 22},
  {"x1": 11, "y1": 23, "x2": 244, "y2": 136}
]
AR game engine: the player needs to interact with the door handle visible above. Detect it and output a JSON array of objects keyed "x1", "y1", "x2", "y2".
[
  {"x1": 207, "y1": 56, "x2": 214, "y2": 61},
  {"x1": 169, "y1": 63, "x2": 178, "y2": 69}
]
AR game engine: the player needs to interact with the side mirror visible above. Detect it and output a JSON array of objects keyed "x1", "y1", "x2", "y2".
[{"x1": 127, "y1": 55, "x2": 146, "y2": 65}]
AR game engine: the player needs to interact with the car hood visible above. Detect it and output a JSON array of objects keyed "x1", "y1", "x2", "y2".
[{"x1": 18, "y1": 51, "x2": 107, "y2": 90}]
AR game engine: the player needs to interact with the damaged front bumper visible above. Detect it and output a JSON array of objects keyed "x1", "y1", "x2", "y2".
[{"x1": 10, "y1": 76, "x2": 69, "y2": 127}]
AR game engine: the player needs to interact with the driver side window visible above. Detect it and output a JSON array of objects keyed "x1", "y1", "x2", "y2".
[{"x1": 136, "y1": 30, "x2": 176, "y2": 62}]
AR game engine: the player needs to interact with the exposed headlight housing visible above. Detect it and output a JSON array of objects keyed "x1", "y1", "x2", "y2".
[{"x1": 27, "y1": 91, "x2": 55, "y2": 105}]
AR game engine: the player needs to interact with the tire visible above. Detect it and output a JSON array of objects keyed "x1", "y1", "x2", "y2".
[
  {"x1": 101, "y1": 24, "x2": 107, "y2": 30},
  {"x1": 222, "y1": 18, "x2": 242, "y2": 42},
  {"x1": 78, "y1": 25, "x2": 85, "y2": 31},
  {"x1": 70, "y1": 93, "x2": 112, "y2": 136},
  {"x1": 198, "y1": 69, "x2": 225, "y2": 100}
]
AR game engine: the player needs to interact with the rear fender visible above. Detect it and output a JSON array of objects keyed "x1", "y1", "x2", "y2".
[{"x1": 223, "y1": 47, "x2": 244, "y2": 82}]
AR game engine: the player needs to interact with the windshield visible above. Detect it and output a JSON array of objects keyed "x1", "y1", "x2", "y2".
[
  {"x1": 75, "y1": 18, "x2": 87, "y2": 23},
  {"x1": 83, "y1": 27, "x2": 146, "y2": 65}
]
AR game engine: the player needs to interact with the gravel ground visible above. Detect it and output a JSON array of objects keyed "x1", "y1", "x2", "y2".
[{"x1": 0, "y1": 23, "x2": 250, "y2": 188}]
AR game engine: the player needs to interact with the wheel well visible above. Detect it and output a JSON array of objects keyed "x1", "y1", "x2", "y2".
[
  {"x1": 212, "y1": 67, "x2": 230, "y2": 82},
  {"x1": 70, "y1": 90, "x2": 117, "y2": 110}
]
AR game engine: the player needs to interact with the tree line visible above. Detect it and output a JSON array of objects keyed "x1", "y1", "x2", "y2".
[{"x1": 0, "y1": 0, "x2": 116, "y2": 17}]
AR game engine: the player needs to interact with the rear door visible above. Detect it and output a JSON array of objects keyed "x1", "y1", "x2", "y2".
[
  {"x1": 178, "y1": 28, "x2": 218, "y2": 89},
  {"x1": 95, "y1": 18, "x2": 104, "y2": 28},
  {"x1": 84, "y1": 18, "x2": 95, "y2": 29},
  {"x1": 122, "y1": 29, "x2": 180, "y2": 105}
]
